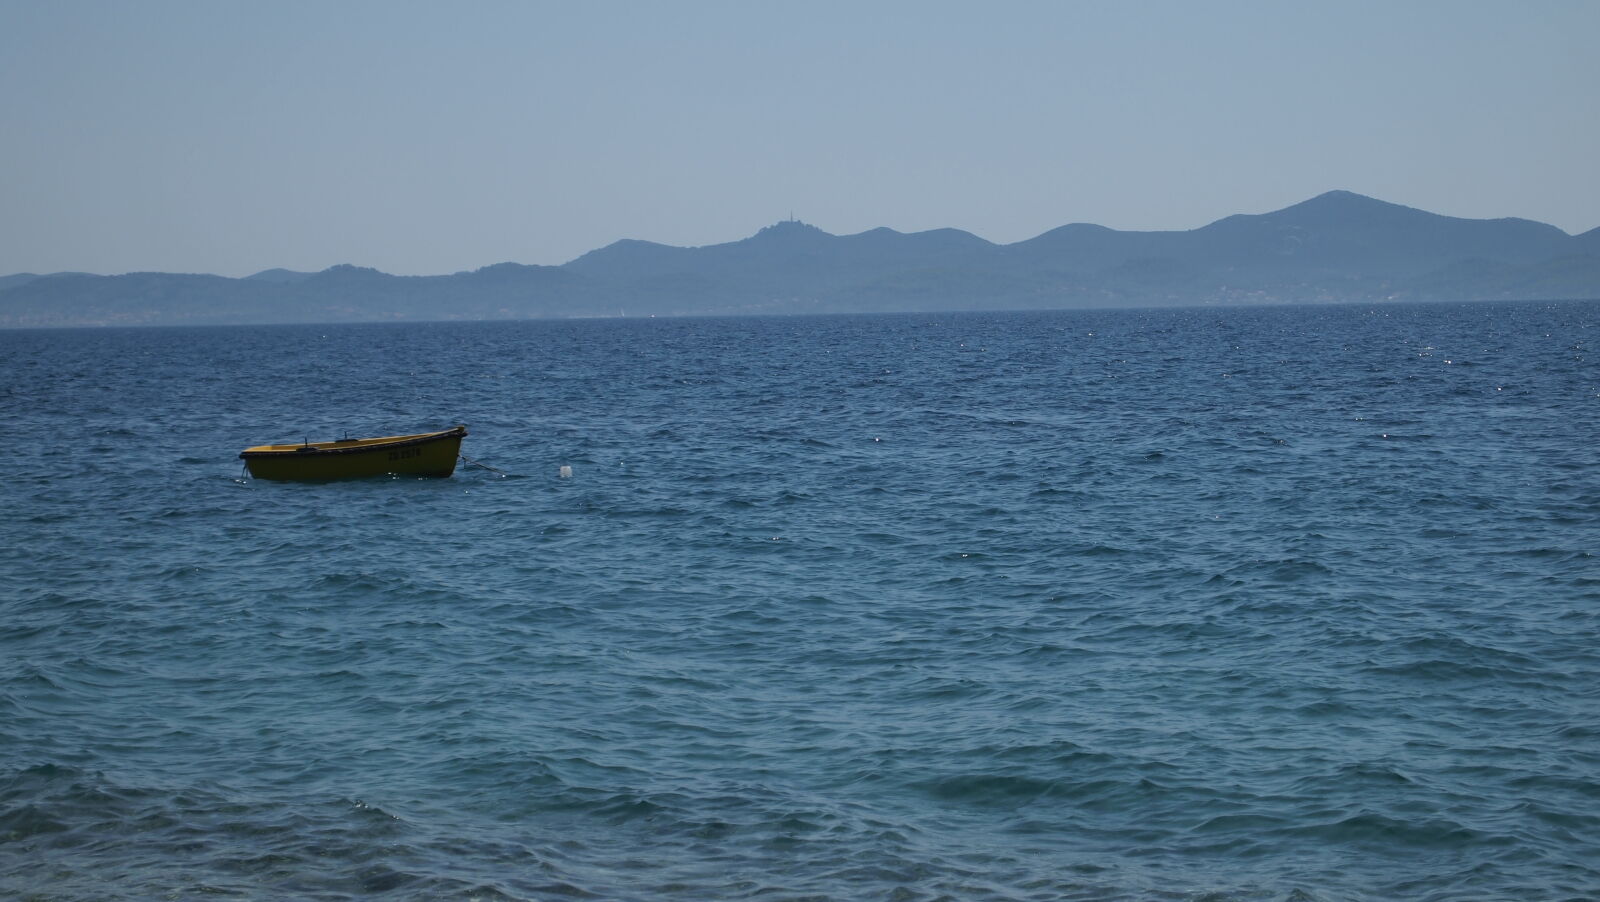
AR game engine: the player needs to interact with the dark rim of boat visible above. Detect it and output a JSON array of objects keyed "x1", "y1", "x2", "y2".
[{"x1": 239, "y1": 425, "x2": 466, "y2": 459}]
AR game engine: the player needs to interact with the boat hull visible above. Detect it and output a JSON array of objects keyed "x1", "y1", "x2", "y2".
[{"x1": 240, "y1": 426, "x2": 467, "y2": 481}]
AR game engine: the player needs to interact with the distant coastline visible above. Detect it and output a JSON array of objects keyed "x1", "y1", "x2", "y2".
[{"x1": 3, "y1": 191, "x2": 1597, "y2": 328}]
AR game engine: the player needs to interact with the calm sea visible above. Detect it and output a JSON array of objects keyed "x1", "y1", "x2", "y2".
[{"x1": 2, "y1": 302, "x2": 1597, "y2": 901}]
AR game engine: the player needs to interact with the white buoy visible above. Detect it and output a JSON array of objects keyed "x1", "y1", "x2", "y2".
[{"x1": 559, "y1": 465, "x2": 573, "y2": 479}]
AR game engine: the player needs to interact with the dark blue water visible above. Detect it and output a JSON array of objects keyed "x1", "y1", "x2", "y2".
[{"x1": 2, "y1": 302, "x2": 1597, "y2": 901}]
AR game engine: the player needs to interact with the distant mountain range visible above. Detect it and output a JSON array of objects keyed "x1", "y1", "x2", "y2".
[{"x1": 3, "y1": 191, "x2": 1597, "y2": 327}]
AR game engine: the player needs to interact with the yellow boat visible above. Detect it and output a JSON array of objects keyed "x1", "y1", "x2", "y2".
[{"x1": 239, "y1": 425, "x2": 467, "y2": 481}]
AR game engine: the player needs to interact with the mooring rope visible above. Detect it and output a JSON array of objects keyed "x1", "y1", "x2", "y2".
[{"x1": 459, "y1": 453, "x2": 512, "y2": 476}]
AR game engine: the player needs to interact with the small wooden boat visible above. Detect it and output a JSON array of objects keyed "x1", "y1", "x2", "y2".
[{"x1": 240, "y1": 425, "x2": 467, "y2": 481}]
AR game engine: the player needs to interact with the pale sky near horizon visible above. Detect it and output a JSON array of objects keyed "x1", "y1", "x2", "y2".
[{"x1": 2, "y1": 0, "x2": 1596, "y2": 277}]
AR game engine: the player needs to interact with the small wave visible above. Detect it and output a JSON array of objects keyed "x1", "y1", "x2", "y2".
[
  {"x1": 1215, "y1": 558, "x2": 1336, "y2": 584},
  {"x1": 1286, "y1": 811, "x2": 1488, "y2": 849},
  {"x1": 1291, "y1": 762, "x2": 1416, "y2": 792},
  {"x1": 919, "y1": 773, "x2": 1061, "y2": 806},
  {"x1": 601, "y1": 505, "x2": 691, "y2": 519},
  {"x1": 1508, "y1": 799, "x2": 1600, "y2": 831},
  {"x1": 1293, "y1": 699, "x2": 1358, "y2": 718},
  {"x1": 1360, "y1": 658, "x2": 1506, "y2": 682},
  {"x1": 1506, "y1": 773, "x2": 1600, "y2": 801},
  {"x1": 1189, "y1": 812, "x2": 1290, "y2": 834},
  {"x1": 0, "y1": 803, "x2": 70, "y2": 840}
]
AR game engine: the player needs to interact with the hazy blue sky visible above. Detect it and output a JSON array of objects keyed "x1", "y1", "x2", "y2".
[{"x1": 3, "y1": 0, "x2": 1596, "y2": 277}]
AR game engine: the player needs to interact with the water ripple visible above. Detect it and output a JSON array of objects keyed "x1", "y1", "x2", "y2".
[{"x1": 2, "y1": 302, "x2": 1598, "y2": 900}]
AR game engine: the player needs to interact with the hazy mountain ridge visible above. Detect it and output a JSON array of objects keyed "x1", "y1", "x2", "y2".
[
  {"x1": 4, "y1": 191, "x2": 1596, "y2": 327},
  {"x1": 244, "y1": 268, "x2": 316, "y2": 284}
]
